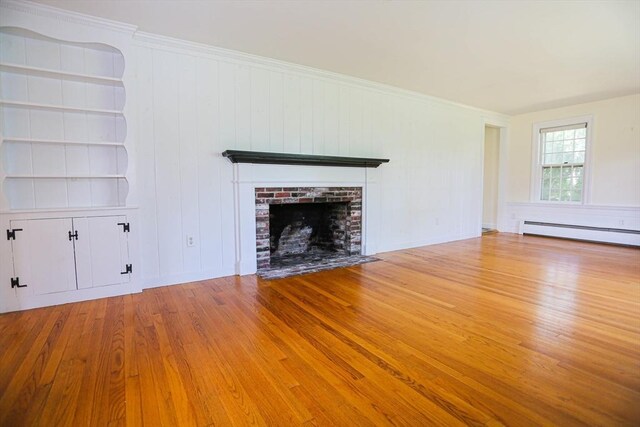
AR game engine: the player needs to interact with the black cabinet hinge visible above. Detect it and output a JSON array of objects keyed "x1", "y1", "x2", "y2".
[
  {"x1": 11, "y1": 277, "x2": 26, "y2": 288},
  {"x1": 117, "y1": 223, "x2": 130, "y2": 233},
  {"x1": 68, "y1": 230, "x2": 78, "y2": 241},
  {"x1": 121, "y1": 264, "x2": 132, "y2": 275},
  {"x1": 6, "y1": 229, "x2": 23, "y2": 240}
]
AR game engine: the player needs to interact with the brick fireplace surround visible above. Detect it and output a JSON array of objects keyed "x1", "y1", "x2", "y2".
[{"x1": 255, "y1": 187, "x2": 363, "y2": 270}]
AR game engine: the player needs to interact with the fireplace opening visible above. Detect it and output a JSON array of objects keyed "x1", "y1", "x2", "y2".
[
  {"x1": 255, "y1": 186, "x2": 375, "y2": 279},
  {"x1": 269, "y1": 202, "x2": 349, "y2": 268}
]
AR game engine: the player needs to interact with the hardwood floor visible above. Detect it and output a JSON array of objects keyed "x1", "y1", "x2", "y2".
[{"x1": 1, "y1": 233, "x2": 639, "y2": 426}]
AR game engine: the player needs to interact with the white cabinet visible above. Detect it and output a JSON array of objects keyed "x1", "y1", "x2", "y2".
[
  {"x1": 9, "y1": 218, "x2": 77, "y2": 295},
  {"x1": 74, "y1": 216, "x2": 130, "y2": 289},
  {"x1": 8, "y1": 215, "x2": 131, "y2": 295}
]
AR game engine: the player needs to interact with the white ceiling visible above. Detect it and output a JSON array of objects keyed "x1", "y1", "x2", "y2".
[{"x1": 30, "y1": 0, "x2": 640, "y2": 115}]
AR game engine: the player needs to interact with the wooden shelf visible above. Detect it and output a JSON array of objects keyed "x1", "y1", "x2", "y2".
[
  {"x1": 222, "y1": 150, "x2": 390, "y2": 168},
  {"x1": 0, "y1": 62, "x2": 122, "y2": 85},
  {"x1": 0, "y1": 100, "x2": 122, "y2": 115},
  {"x1": 2, "y1": 137, "x2": 124, "y2": 147},
  {"x1": 6, "y1": 174, "x2": 126, "y2": 179},
  {"x1": 1, "y1": 205, "x2": 135, "y2": 214}
]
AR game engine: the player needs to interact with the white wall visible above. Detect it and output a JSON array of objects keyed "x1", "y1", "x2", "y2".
[
  {"x1": 507, "y1": 94, "x2": 640, "y2": 205},
  {"x1": 133, "y1": 34, "x2": 505, "y2": 287},
  {"x1": 482, "y1": 126, "x2": 500, "y2": 228},
  {"x1": 502, "y1": 94, "x2": 640, "y2": 232}
]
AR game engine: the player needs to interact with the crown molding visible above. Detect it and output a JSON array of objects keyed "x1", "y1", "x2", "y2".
[
  {"x1": 0, "y1": 0, "x2": 137, "y2": 34},
  {"x1": 133, "y1": 31, "x2": 509, "y2": 119}
]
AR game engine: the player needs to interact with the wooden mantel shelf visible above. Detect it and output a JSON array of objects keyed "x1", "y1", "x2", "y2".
[{"x1": 222, "y1": 150, "x2": 390, "y2": 168}]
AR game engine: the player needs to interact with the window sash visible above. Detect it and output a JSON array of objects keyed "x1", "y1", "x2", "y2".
[
  {"x1": 540, "y1": 122, "x2": 587, "y2": 134},
  {"x1": 540, "y1": 124, "x2": 587, "y2": 167},
  {"x1": 540, "y1": 164, "x2": 584, "y2": 202}
]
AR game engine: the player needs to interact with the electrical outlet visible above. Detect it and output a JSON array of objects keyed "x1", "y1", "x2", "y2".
[{"x1": 186, "y1": 235, "x2": 195, "y2": 247}]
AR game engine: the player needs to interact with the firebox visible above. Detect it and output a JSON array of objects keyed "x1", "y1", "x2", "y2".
[
  {"x1": 269, "y1": 201, "x2": 350, "y2": 267},
  {"x1": 254, "y1": 187, "x2": 363, "y2": 272}
]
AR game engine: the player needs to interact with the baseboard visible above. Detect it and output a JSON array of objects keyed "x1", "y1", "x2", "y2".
[
  {"x1": 503, "y1": 202, "x2": 640, "y2": 238},
  {"x1": 143, "y1": 268, "x2": 235, "y2": 290},
  {"x1": 521, "y1": 221, "x2": 640, "y2": 246},
  {"x1": 1, "y1": 282, "x2": 140, "y2": 313},
  {"x1": 378, "y1": 233, "x2": 478, "y2": 254}
]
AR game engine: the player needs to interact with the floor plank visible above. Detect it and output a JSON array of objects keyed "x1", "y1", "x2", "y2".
[{"x1": 0, "y1": 233, "x2": 639, "y2": 426}]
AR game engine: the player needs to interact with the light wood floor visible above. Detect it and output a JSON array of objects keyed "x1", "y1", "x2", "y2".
[{"x1": 1, "y1": 233, "x2": 639, "y2": 426}]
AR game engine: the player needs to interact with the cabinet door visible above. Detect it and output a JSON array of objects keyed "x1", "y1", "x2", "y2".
[
  {"x1": 73, "y1": 216, "x2": 129, "y2": 289},
  {"x1": 10, "y1": 218, "x2": 77, "y2": 295}
]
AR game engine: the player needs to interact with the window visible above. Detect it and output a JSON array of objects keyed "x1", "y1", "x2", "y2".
[{"x1": 532, "y1": 116, "x2": 592, "y2": 203}]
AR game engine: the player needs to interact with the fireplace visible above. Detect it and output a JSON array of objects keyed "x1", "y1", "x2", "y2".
[
  {"x1": 255, "y1": 187, "x2": 362, "y2": 272},
  {"x1": 223, "y1": 150, "x2": 389, "y2": 276}
]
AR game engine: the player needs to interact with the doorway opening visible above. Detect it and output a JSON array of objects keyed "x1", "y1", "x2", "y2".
[{"x1": 482, "y1": 125, "x2": 501, "y2": 234}]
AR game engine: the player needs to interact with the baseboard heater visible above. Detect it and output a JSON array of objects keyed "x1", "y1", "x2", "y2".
[{"x1": 521, "y1": 221, "x2": 640, "y2": 246}]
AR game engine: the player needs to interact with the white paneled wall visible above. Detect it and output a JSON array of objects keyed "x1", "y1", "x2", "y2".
[
  {"x1": 135, "y1": 36, "x2": 503, "y2": 287},
  {"x1": 136, "y1": 47, "x2": 235, "y2": 285}
]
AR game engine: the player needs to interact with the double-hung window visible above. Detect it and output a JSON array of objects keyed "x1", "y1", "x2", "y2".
[{"x1": 533, "y1": 116, "x2": 592, "y2": 203}]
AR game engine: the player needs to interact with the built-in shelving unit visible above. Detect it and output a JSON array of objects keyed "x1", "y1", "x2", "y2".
[
  {"x1": 0, "y1": 26, "x2": 129, "y2": 211},
  {"x1": 0, "y1": 2, "x2": 140, "y2": 313}
]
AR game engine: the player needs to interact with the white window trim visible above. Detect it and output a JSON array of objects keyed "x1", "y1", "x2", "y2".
[{"x1": 530, "y1": 115, "x2": 594, "y2": 204}]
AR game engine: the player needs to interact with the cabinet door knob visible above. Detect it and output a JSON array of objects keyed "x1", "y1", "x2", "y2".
[{"x1": 68, "y1": 230, "x2": 79, "y2": 241}]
